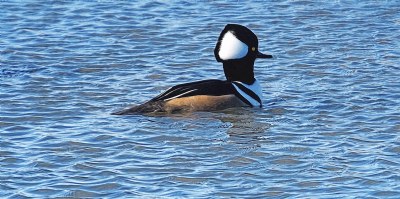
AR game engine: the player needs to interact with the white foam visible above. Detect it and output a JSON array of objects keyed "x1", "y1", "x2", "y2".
[{"x1": 218, "y1": 31, "x2": 248, "y2": 60}]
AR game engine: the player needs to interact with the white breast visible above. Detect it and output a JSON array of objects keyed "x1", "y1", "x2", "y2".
[{"x1": 231, "y1": 79, "x2": 263, "y2": 107}]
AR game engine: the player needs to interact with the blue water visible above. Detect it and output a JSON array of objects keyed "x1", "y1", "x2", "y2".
[{"x1": 1, "y1": 0, "x2": 400, "y2": 198}]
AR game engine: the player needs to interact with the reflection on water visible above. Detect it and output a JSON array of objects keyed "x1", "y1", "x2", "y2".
[{"x1": 1, "y1": 0, "x2": 400, "y2": 198}]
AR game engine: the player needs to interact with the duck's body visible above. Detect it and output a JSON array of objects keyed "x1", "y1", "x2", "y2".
[
  {"x1": 113, "y1": 24, "x2": 272, "y2": 115},
  {"x1": 112, "y1": 79, "x2": 263, "y2": 114}
]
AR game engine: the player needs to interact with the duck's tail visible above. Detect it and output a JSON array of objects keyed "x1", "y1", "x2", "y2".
[{"x1": 111, "y1": 101, "x2": 166, "y2": 115}]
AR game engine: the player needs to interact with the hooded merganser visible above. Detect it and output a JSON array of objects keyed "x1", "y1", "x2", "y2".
[{"x1": 112, "y1": 24, "x2": 272, "y2": 115}]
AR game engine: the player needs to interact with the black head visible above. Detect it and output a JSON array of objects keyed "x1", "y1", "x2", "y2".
[{"x1": 214, "y1": 24, "x2": 272, "y2": 84}]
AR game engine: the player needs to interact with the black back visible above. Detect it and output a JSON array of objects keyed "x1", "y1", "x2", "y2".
[
  {"x1": 150, "y1": 79, "x2": 236, "y2": 102},
  {"x1": 149, "y1": 79, "x2": 261, "y2": 107}
]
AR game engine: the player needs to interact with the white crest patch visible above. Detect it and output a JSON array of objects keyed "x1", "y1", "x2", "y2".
[{"x1": 218, "y1": 31, "x2": 248, "y2": 60}]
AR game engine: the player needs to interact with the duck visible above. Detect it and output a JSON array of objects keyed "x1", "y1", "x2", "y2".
[{"x1": 112, "y1": 24, "x2": 272, "y2": 115}]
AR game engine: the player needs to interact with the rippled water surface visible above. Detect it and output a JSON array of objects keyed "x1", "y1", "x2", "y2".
[{"x1": 1, "y1": 0, "x2": 400, "y2": 198}]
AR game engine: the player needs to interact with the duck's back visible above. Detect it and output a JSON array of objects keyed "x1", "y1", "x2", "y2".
[{"x1": 112, "y1": 80, "x2": 246, "y2": 115}]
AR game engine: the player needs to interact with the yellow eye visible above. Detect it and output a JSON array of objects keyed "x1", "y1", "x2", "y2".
[{"x1": 251, "y1": 47, "x2": 256, "y2": 52}]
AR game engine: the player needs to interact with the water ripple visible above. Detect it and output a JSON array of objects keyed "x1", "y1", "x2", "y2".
[{"x1": 1, "y1": 0, "x2": 400, "y2": 198}]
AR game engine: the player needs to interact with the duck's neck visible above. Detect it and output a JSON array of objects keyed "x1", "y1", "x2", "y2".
[{"x1": 222, "y1": 59, "x2": 256, "y2": 84}]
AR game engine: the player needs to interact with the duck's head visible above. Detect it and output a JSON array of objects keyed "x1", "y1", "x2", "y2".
[{"x1": 214, "y1": 24, "x2": 272, "y2": 84}]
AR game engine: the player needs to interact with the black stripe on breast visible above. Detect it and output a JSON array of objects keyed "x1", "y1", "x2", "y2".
[
  {"x1": 232, "y1": 82, "x2": 262, "y2": 108},
  {"x1": 231, "y1": 90, "x2": 253, "y2": 107}
]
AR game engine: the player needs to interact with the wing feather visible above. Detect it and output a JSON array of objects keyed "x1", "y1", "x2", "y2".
[{"x1": 150, "y1": 79, "x2": 235, "y2": 102}]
